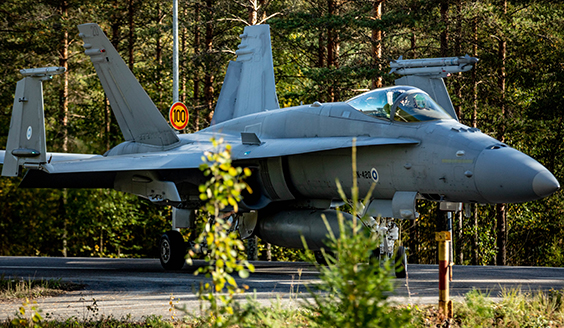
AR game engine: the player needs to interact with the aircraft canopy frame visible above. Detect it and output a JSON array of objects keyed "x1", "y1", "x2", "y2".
[{"x1": 346, "y1": 86, "x2": 455, "y2": 123}]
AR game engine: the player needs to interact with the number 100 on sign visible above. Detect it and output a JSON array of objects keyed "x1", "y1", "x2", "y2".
[{"x1": 169, "y1": 102, "x2": 189, "y2": 130}]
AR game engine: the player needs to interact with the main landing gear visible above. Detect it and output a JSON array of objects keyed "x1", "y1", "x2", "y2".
[
  {"x1": 369, "y1": 218, "x2": 407, "y2": 278},
  {"x1": 159, "y1": 230, "x2": 186, "y2": 270},
  {"x1": 159, "y1": 212, "x2": 236, "y2": 271}
]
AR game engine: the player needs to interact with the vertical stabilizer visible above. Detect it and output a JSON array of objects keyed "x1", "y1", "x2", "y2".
[
  {"x1": 212, "y1": 24, "x2": 279, "y2": 124},
  {"x1": 2, "y1": 69, "x2": 56, "y2": 176},
  {"x1": 78, "y1": 23, "x2": 179, "y2": 147}
]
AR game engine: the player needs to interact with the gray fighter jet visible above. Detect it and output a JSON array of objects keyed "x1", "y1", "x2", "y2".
[{"x1": 0, "y1": 24, "x2": 559, "y2": 271}]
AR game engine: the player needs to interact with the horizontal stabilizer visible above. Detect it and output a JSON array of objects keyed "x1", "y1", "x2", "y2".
[
  {"x1": 212, "y1": 25, "x2": 279, "y2": 124},
  {"x1": 78, "y1": 23, "x2": 179, "y2": 147},
  {"x1": 0, "y1": 150, "x2": 98, "y2": 165}
]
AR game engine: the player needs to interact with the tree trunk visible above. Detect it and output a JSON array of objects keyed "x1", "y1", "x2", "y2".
[
  {"x1": 453, "y1": 0, "x2": 462, "y2": 119},
  {"x1": 128, "y1": 0, "x2": 135, "y2": 71},
  {"x1": 408, "y1": 219, "x2": 419, "y2": 264},
  {"x1": 371, "y1": 0, "x2": 383, "y2": 89},
  {"x1": 440, "y1": 0, "x2": 449, "y2": 57},
  {"x1": 471, "y1": 15, "x2": 478, "y2": 129},
  {"x1": 59, "y1": 0, "x2": 69, "y2": 152},
  {"x1": 59, "y1": 190, "x2": 67, "y2": 257},
  {"x1": 105, "y1": 96, "x2": 111, "y2": 152},
  {"x1": 317, "y1": 31, "x2": 325, "y2": 68},
  {"x1": 193, "y1": 1, "x2": 201, "y2": 131},
  {"x1": 410, "y1": 32, "x2": 416, "y2": 59},
  {"x1": 249, "y1": 0, "x2": 258, "y2": 25},
  {"x1": 204, "y1": 0, "x2": 214, "y2": 123},
  {"x1": 108, "y1": 18, "x2": 121, "y2": 150},
  {"x1": 156, "y1": 2, "x2": 163, "y2": 108},
  {"x1": 327, "y1": 0, "x2": 334, "y2": 69},
  {"x1": 259, "y1": 0, "x2": 267, "y2": 23},
  {"x1": 59, "y1": 0, "x2": 69, "y2": 257},
  {"x1": 266, "y1": 243, "x2": 272, "y2": 261},
  {"x1": 496, "y1": 204, "x2": 506, "y2": 265},
  {"x1": 471, "y1": 13, "x2": 479, "y2": 266},
  {"x1": 496, "y1": 0, "x2": 507, "y2": 266},
  {"x1": 457, "y1": 211, "x2": 463, "y2": 264},
  {"x1": 327, "y1": 0, "x2": 340, "y2": 101},
  {"x1": 111, "y1": 3, "x2": 121, "y2": 50},
  {"x1": 472, "y1": 204, "x2": 479, "y2": 265}
]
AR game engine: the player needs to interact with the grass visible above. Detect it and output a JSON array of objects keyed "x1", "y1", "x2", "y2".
[
  {"x1": 413, "y1": 288, "x2": 564, "y2": 327},
  {"x1": 2, "y1": 288, "x2": 563, "y2": 327},
  {"x1": 0, "y1": 274, "x2": 84, "y2": 301}
]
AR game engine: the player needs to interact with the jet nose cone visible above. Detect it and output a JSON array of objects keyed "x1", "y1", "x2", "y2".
[
  {"x1": 474, "y1": 146, "x2": 559, "y2": 203},
  {"x1": 533, "y1": 170, "x2": 560, "y2": 198}
]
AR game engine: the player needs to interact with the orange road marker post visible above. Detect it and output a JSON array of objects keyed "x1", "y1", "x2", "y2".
[
  {"x1": 436, "y1": 230, "x2": 453, "y2": 318},
  {"x1": 437, "y1": 202, "x2": 458, "y2": 318}
]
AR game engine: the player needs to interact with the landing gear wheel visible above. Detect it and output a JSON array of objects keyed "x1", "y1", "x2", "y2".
[
  {"x1": 394, "y1": 246, "x2": 407, "y2": 278},
  {"x1": 159, "y1": 230, "x2": 186, "y2": 270},
  {"x1": 314, "y1": 249, "x2": 335, "y2": 266}
]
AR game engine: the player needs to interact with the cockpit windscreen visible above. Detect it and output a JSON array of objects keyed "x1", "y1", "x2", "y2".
[{"x1": 346, "y1": 86, "x2": 454, "y2": 122}]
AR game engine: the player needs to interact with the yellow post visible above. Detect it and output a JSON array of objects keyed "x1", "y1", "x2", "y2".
[{"x1": 436, "y1": 231, "x2": 453, "y2": 318}]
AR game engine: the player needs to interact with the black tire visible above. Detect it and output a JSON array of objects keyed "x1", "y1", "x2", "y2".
[
  {"x1": 369, "y1": 249, "x2": 383, "y2": 265},
  {"x1": 159, "y1": 230, "x2": 186, "y2": 270},
  {"x1": 395, "y1": 246, "x2": 407, "y2": 278},
  {"x1": 314, "y1": 249, "x2": 335, "y2": 266}
]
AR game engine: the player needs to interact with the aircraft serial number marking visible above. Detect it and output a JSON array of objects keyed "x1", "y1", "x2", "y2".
[
  {"x1": 356, "y1": 169, "x2": 379, "y2": 183},
  {"x1": 356, "y1": 171, "x2": 371, "y2": 179}
]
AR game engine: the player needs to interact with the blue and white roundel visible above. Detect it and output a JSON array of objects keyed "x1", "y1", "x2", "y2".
[{"x1": 371, "y1": 168, "x2": 379, "y2": 183}]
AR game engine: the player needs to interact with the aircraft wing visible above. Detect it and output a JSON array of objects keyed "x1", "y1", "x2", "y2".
[
  {"x1": 19, "y1": 135, "x2": 418, "y2": 175},
  {"x1": 230, "y1": 136, "x2": 419, "y2": 160}
]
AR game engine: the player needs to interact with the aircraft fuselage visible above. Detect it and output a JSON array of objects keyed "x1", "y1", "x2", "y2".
[{"x1": 197, "y1": 100, "x2": 558, "y2": 207}]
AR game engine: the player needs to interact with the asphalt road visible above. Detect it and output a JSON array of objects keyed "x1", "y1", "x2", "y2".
[{"x1": 1, "y1": 256, "x2": 563, "y2": 321}]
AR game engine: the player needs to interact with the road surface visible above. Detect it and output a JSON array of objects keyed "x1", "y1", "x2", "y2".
[{"x1": 1, "y1": 257, "x2": 563, "y2": 321}]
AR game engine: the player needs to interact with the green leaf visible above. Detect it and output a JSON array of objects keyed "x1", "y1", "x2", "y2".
[{"x1": 238, "y1": 269, "x2": 249, "y2": 279}]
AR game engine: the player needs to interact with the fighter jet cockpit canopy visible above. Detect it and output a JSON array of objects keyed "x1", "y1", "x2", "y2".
[{"x1": 346, "y1": 86, "x2": 455, "y2": 122}]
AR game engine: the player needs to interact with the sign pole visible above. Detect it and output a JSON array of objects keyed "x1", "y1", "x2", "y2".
[{"x1": 172, "y1": 0, "x2": 179, "y2": 103}]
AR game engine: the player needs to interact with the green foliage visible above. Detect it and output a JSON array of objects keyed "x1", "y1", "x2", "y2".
[
  {"x1": 198, "y1": 138, "x2": 252, "y2": 218},
  {"x1": 0, "y1": 184, "x2": 170, "y2": 258},
  {"x1": 186, "y1": 138, "x2": 254, "y2": 327},
  {"x1": 10, "y1": 298, "x2": 43, "y2": 328},
  {"x1": 454, "y1": 288, "x2": 564, "y2": 327},
  {"x1": 0, "y1": 275, "x2": 83, "y2": 301}
]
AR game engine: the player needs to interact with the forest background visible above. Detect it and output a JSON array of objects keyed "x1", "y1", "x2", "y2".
[{"x1": 0, "y1": 0, "x2": 562, "y2": 267}]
